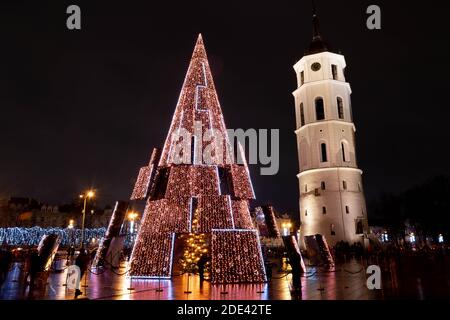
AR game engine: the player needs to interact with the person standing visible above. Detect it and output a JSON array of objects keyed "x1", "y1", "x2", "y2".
[
  {"x1": 197, "y1": 254, "x2": 209, "y2": 282},
  {"x1": 74, "y1": 249, "x2": 91, "y2": 298}
]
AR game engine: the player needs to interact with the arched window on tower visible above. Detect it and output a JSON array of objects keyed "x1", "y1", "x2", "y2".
[
  {"x1": 320, "y1": 143, "x2": 328, "y2": 162},
  {"x1": 300, "y1": 103, "x2": 305, "y2": 126},
  {"x1": 337, "y1": 97, "x2": 344, "y2": 119},
  {"x1": 332, "y1": 64, "x2": 338, "y2": 80},
  {"x1": 315, "y1": 97, "x2": 325, "y2": 120},
  {"x1": 341, "y1": 141, "x2": 350, "y2": 163}
]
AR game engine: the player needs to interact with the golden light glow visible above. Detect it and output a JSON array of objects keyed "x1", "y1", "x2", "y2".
[
  {"x1": 68, "y1": 219, "x2": 74, "y2": 229},
  {"x1": 128, "y1": 212, "x2": 139, "y2": 221}
]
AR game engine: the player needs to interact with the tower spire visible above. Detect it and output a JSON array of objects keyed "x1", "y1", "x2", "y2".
[
  {"x1": 312, "y1": 0, "x2": 321, "y2": 40},
  {"x1": 305, "y1": 0, "x2": 331, "y2": 55}
]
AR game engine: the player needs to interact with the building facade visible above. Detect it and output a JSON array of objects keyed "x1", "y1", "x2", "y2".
[
  {"x1": 0, "y1": 197, "x2": 112, "y2": 228},
  {"x1": 293, "y1": 11, "x2": 368, "y2": 247}
]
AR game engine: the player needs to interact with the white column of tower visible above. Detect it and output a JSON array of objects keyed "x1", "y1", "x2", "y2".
[{"x1": 293, "y1": 10, "x2": 368, "y2": 247}]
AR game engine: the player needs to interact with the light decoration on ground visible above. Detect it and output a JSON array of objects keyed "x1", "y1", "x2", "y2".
[
  {"x1": 128, "y1": 34, "x2": 265, "y2": 283},
  {"x1": 130, "y1": 148, "x2": 159, "y2": 200},
  {"x1": 179, "y1": 208, "x2": 210, "y2": 274}
]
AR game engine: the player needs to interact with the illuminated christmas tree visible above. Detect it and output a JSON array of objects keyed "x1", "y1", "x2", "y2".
[
  {"x1": 179, "y1": 208, "x2": 209, "y2": 274},
  {"x1": 129, "y1": 34, "x2": 266, "y2": 283}
]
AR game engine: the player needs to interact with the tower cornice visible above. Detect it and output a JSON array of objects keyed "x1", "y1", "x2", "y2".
[
  {"x1": 294, "y1": 120, "x2": 356, "y2": 134},
  {"x1": 297, "y1": 167, "x2": 363, "y2": 179},
  {"x1": 292, "y1": 79, "x2": 352, "y2": 97},
  {"x1": 293, "y1": 51, "x2": 346, "y2": 73}
]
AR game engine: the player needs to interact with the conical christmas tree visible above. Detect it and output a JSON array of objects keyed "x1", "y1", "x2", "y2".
[{"x1": 129, "y1": 34, "x2": 266, "y2": 283}]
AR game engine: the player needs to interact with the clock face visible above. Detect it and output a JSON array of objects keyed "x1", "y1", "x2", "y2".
[{"x1": 311, "y1": 62, "x2": 321, "y2": 71}]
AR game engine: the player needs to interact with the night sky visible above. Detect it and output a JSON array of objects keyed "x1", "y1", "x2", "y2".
[{"x1": 0, "y1": 1, "x2": 448, "y2": 214}]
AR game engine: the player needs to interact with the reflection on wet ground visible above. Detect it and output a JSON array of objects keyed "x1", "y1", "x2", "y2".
[{"x1": 0, "y1": 256, "x2": 449, "y2": 300}]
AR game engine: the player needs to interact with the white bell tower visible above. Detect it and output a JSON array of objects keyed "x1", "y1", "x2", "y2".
[{"x1": 293, "y1": 7, "x2": 368, "y2": 247}]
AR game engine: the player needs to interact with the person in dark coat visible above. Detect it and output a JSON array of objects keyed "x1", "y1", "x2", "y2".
[
  {"x1": 27, "y1": 249, "x2": 42, "y2": 290},
  {"x1": 74, "y1": 249, "x2": 91, "y2": 298},
  {"x1": 197, "y1": 254, "x2": 209, "y2": 282}
]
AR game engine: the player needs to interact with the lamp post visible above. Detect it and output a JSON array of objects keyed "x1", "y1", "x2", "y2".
[
  {"x1": 68, "y1": 219, "x2": 75, "y2": 247},
  {"x1": 281, "y1": 221, "x2": 292, "y2": 236},
  {"x1": 79, "y1": 190, "x2": 95, "y2": 249},
  {"x1": 127, "y1": 212, "x2": 139, "y2": 244}
]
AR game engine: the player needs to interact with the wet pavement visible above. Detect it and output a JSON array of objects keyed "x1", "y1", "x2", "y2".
[{"x1": 0, "y1": 258, "x2": 389, "y2": 300}]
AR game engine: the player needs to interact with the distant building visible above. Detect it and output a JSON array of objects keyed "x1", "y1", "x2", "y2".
[{"x1": 0, "y1": 197, "x2": 112, "y2": 228}]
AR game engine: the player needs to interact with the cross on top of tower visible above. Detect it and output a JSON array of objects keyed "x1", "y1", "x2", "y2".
[{"x1": 305, "y1": 0, "x2": 332, "y2": 55}]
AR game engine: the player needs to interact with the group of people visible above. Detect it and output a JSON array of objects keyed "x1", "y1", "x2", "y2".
[
  {"x1": 0, "y1": 243, "x2": 93, "y2": 299},
  {"x1": 333, "y1": 241, "x2": 364, "y2": 261}
]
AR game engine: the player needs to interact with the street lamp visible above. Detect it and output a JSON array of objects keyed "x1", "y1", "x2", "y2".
[
  {"x1": 128, "y1": 212, "x2": 138, "y2": 232},
  {"x1": 67, "y1": 219, "x2": 75, "y2": 247},
  {"x1": 127, "y1": 212, "x2": 139, "y2": 244},
  {"x1": 79, "y1": 190, "x2": 95, "y2": 248},
  {"x1": 281, "y1": 222, "x2": 292, "y2": 236}
]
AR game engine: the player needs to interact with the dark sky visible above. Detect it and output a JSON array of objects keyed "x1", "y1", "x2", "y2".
[{"x1": 0, "y1": 1, "x2": 448, "y2": 214}]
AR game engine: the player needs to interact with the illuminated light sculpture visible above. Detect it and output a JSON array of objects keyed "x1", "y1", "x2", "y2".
[
  {"x1": 211, "y1": 229, "x2": 266, "y2": 283},
  {"x1": 254, "y1": 205, "x2": 281, "y2": 238},
  {"x1": 128, "y1": 34, "x2": 266, "y2": 282},
  {"x1": 92, "y1": 201, "x2": 129, "y2": 268},
  {"x1": 130, "y1": 148, "x2": 160, "y2": 200}
]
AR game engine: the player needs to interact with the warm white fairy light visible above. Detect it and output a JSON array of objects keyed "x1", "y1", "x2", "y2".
[
  {"x1": 128, "y1": 35, "x2": 266, "y2": 283},
  {"x1": 211, "y1": 229, "x2": 266, "y2": 283}
]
